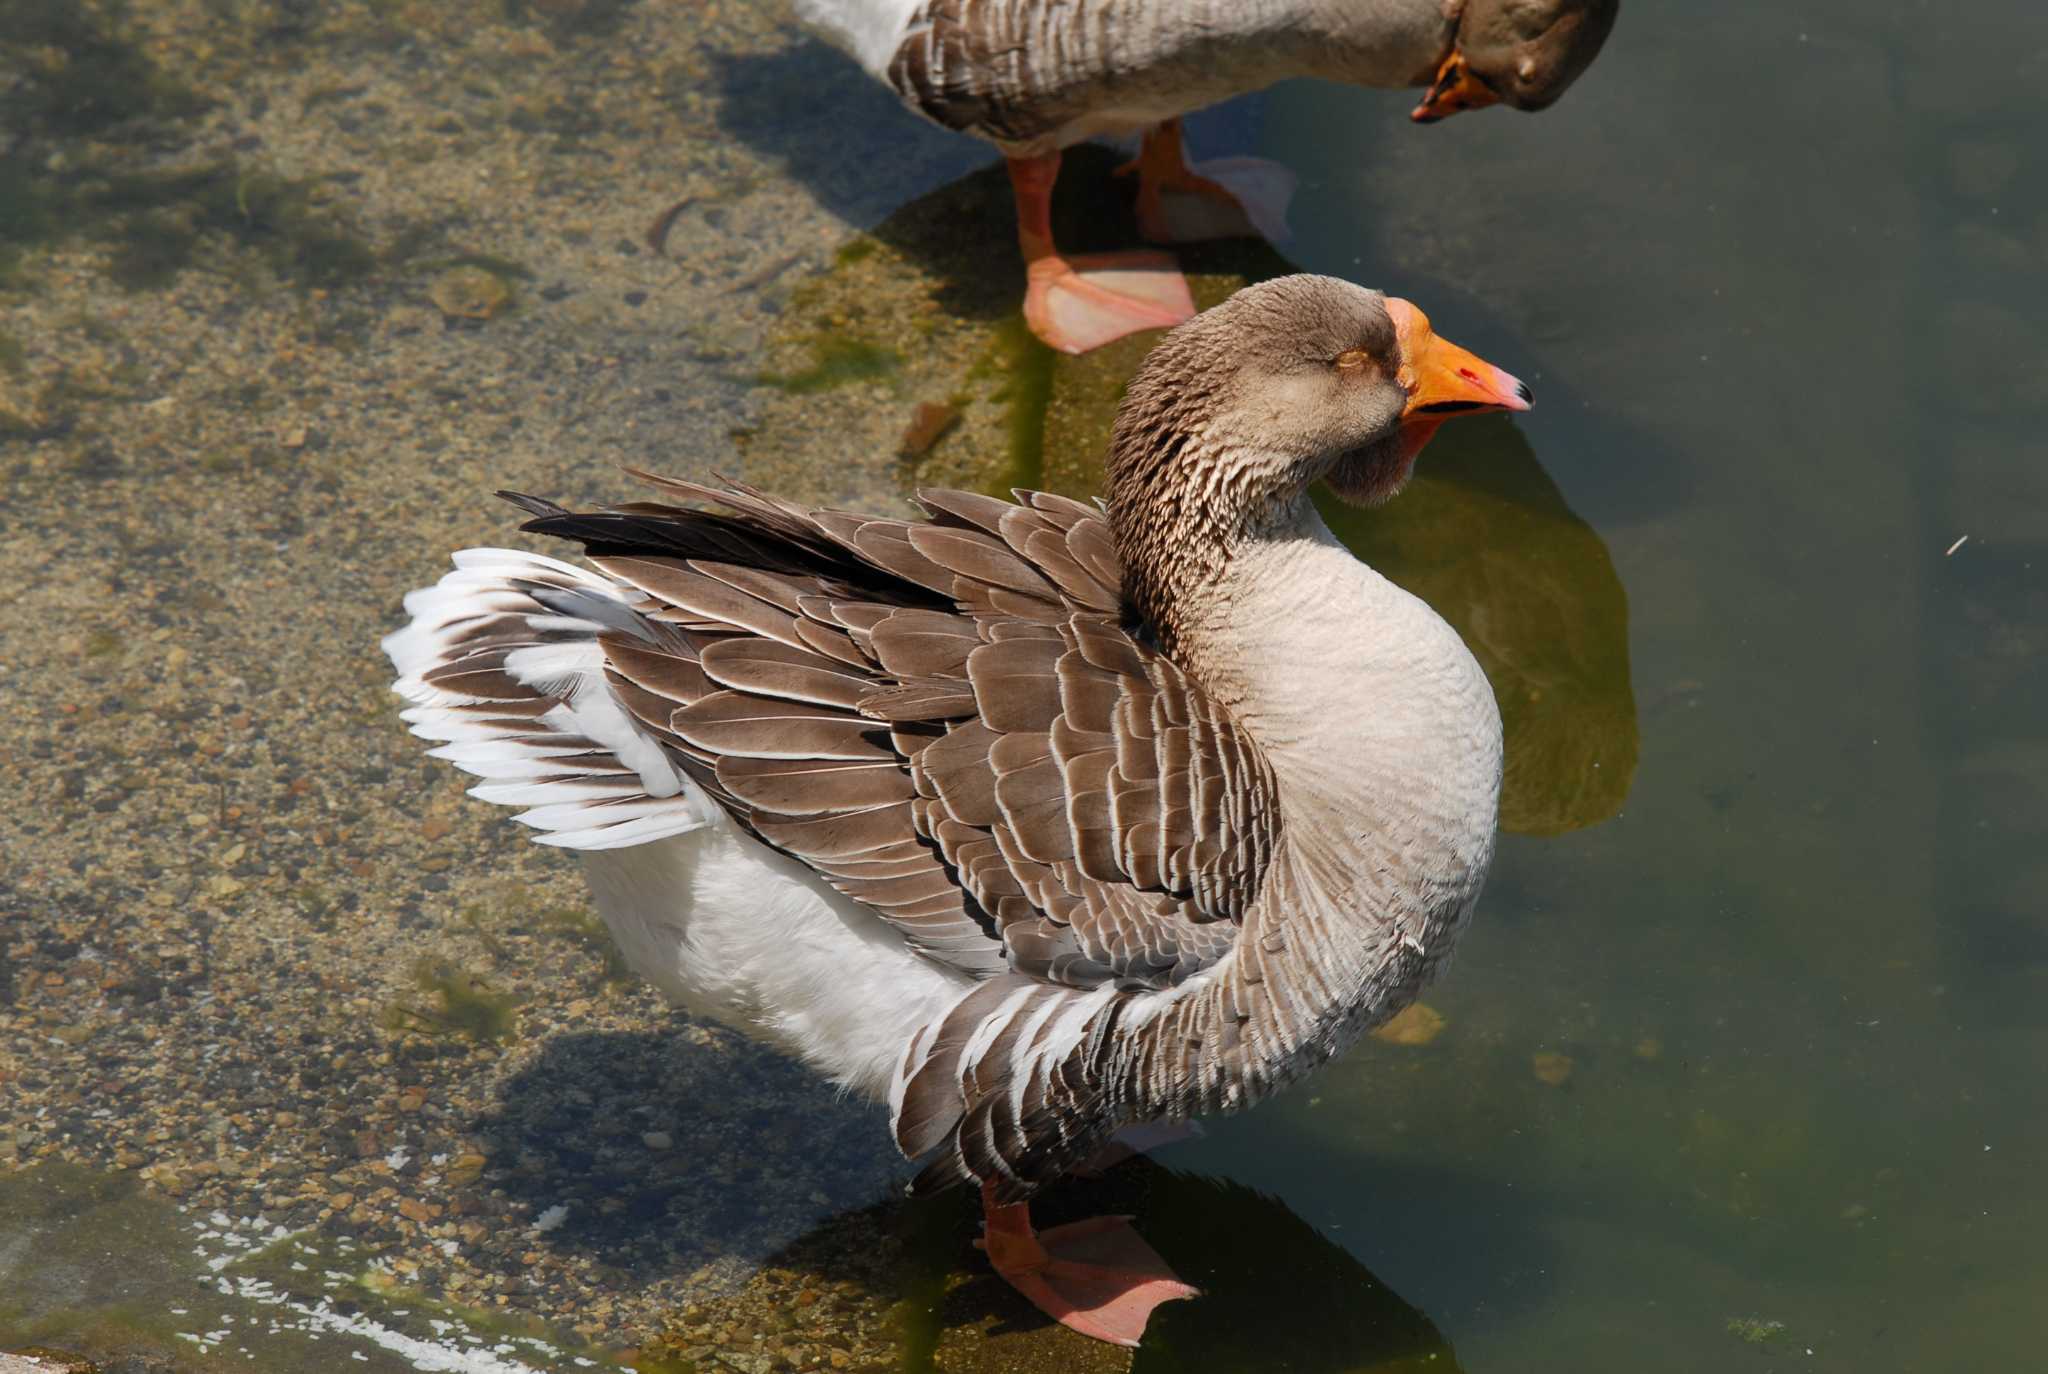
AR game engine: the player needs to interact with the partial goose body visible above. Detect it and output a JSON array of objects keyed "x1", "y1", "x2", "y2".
[
  {"x1": 386, "y1": 503, "x2": 1497, "y2": 1111},
  {"x1": 794, "y1": 0, "x2": 1618, "y2": 353},
  {"x1": 801, "y1": 0, "x2": 1446, "y2": 152},
  {"x1": 386, "y1": 276, "x2": 1531, "y2": 1346}
]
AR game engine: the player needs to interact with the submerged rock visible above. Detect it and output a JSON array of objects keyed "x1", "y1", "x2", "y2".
[
  {"x1": 1373, "y1": 1003, "x2": 1448, "y2": 1047},
  {"x1": 428, "y1": 264, "x2": 512, "y2": 320}
]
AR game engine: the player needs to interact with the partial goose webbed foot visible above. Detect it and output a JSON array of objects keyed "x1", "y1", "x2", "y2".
[
  {"x1": 1007, "y1": 151, "x2": 1197, "y2": 354},
  {"x1": 1024, "y1": 252, "x2": 1197, "y2": 355},
  {"x1": 977, "y1": 1183, "x2": 1199, "y2": 1347}
]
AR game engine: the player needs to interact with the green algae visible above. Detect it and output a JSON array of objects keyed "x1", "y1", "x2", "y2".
[
  {"x1": 98, "y1": 164, "x2": 382, "y2": 292},
  {"x1": 967, "y1": 319, "x2": 1057, "y2": 498},
  {"x1": 381, "y1": 958, "x2": 522, "y2": 1044},
  {"x1": 236, "y1": 1234, "x2": 597, "y2": 1360},
  {"x1": 834, "y1": 236, "x2": 880, "y2": 267},
  {"x1": 617, "y1": 1353, "x2": 696, "y2": 1374},
  {"x1": 0, "y1": 1163, "x2": 290, "y2": 1372},
  {"x1": 758, "y1": 336, "x2": 903, "y2": 395},
  {"x1": 3, "y1": 148, "x2": 386, "y2": 298},
  {"x1": 1726, "y1": 1316, "x2": 1787, "y2": 1345},
  {"x1": 543, "y1": 905, "x2": 637, "y2": 987},
  {"x1": 449, "y1": 879, "x2": 634, "y2": 987}
]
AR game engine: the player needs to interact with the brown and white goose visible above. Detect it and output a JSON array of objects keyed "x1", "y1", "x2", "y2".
[
  {"x1": 796, "y1": 0, "x2": 1618, "y2": 353},
  {"x1": 385, "y1": 275, "x2": 1530, "y2": 1347}
]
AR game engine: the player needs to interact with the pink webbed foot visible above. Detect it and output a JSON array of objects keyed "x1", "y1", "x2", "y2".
[
  {"x1": 978, "y1": 1188, "x2": 1200, "y2": 1348},
  {"x1": 1023, "y1": 252, "x2": 1196, "y2": 355}
]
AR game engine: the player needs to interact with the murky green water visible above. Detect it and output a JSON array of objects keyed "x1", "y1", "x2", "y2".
[{"x1": 4, "y1": 0, "x2": 2045, "y2": 1371}]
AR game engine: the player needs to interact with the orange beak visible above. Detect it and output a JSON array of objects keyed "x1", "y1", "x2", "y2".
[
  {"x1": 1385, "y1": 297, "x2": 1532, "y2": 420},
  {"x1": 1411, "y1": 48, "x2": 1501, "y2": 123}
]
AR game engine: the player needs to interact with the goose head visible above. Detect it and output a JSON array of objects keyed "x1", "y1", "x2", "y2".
[
  {"x1": 1106, "y1": 275, "x2": 1528, "y2": 640},
  {"x1": 1411, "y1": 0, "x2": 1622, "y2": 123}
]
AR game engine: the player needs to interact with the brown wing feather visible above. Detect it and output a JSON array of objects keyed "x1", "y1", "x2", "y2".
[{"x1": 514, "y1": 476, "x2": 1283, "y2": 1194}]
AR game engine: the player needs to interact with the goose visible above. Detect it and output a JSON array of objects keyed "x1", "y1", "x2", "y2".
[
  {"x1": 385, "y1": 275, "x2": 1530, "y2": 1347},
  {"x1": 795, "y1": 0, "x2": 1618, "y2": 353}
]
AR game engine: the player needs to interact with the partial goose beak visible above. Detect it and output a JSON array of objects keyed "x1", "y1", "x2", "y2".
[
  {"x1": 1385, "y1": 297, "x2": 1532, "y2": 418},
  {"x1": 1411, "y1": 48, "x2": 1501, "y2": 123}
]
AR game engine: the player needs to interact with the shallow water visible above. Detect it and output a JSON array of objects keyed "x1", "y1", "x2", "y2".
[{"x1": 3, "y1": 1, "x2": 2045, "y2": 1372}]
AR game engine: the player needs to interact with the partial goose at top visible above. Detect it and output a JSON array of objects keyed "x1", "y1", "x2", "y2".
[
  {"x1": 795, "y1": 0, "x2": 1619, "y2": 353},
  {"x1": 385, "y1": 275, "x2": 1532, "y2": 1347}
]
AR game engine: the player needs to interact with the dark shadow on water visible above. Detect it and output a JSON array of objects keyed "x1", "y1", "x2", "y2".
[
  {"x1": 1069, "y1": 1163, "x2": 1467, "y2": 1374},
  {"x1": 473, "y1": 1025, "x2": 903, "y2": 1276}
]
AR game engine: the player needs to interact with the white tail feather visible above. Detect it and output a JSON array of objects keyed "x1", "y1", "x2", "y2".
[{"x1": 384, "y1": 549, "x2": 718, "y2": 850}]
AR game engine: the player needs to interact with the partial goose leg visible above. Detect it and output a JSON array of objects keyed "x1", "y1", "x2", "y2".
[
  {"x1": 1007, "y1": 152, "x2": 1196, "y2": 355},
  {"x1": 976, "y1": 1183, "x2": 1199, "y2": 1348},
  {"x1": 1115, "y1": 118, "x2": 1297, "y2": 245}
]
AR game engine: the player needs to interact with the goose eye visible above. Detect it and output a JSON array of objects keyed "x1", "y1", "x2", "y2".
[{"x1": 1334, "y1": 348, "x2": 1370, "y2": 372}]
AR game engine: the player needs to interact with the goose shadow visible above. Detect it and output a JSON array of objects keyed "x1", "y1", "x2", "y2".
[
  {"x1": 663, "y1": 1153, "x2": 1532, "y2": 1371},
  {"x1": 471, "y1": 1025, "x2": 905, "y2": 1278},
  {"x1": 473, "y1": 1031, "x2": 1558, "y2": 1362},
  {"x1": 708, "y1": 38, "x2": 996, "y2": 231}
]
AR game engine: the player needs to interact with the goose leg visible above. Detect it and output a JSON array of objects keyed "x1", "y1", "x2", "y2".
[
  {"x1": 1115, "y1": 118, "x2": 1297, "y2": 245},
  {"x1": 1007, "y1": 152, "x2": 1196, "y2": 355},
  {"x1": 976, "y1": 1183, "x2": 1199, "y2": 1348}
]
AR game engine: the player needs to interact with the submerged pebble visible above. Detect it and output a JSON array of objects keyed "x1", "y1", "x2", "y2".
[
  {"x1": 428, "y1": 264, "x2": 512, "y2": 321},
  {"x1": 1372, "y1": 1003, "x2": 1447, "y2": 1047}
]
